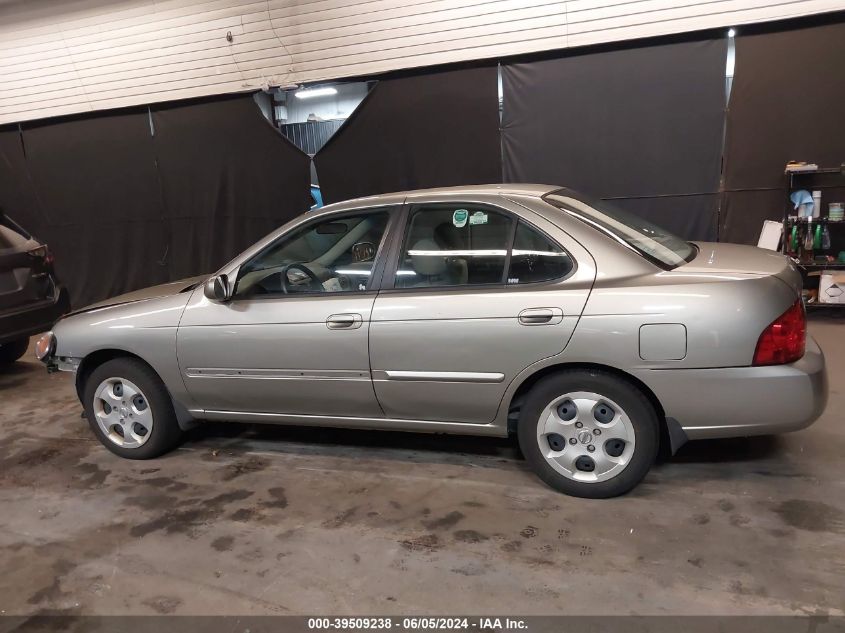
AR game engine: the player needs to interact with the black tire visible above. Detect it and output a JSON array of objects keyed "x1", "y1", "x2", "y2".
[
  {"x1": 517, "y1": 369, "x2": 659, "y2": 498},
  {"x1": 0, "y1": 337, "x2": 29, "y2": 364},
  {"x1": 83, "y1": 357, "x2": 183, "y2": 459}
]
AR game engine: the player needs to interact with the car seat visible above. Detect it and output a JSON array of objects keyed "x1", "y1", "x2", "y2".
[
  {"x1": 409, "y1": 237, "x2": 468, "y2": 287},
  {"x1": 433, "y1": 222, "x2": 468, "y2": 285}
]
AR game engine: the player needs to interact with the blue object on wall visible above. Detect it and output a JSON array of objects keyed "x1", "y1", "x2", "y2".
[{"x1": 310, "y1": 185, "x2": 323, "y2": 209}]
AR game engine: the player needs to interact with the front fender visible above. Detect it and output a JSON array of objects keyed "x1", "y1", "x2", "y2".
[{"x1": 53, "y1": 292, "x2": 198, "y2": 415}]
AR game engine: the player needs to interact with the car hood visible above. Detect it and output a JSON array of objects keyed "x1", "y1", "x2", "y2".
[
  {"x1": 682, "y1": 242, "x2": 801, "y2": 293},
  {"x1": 65, "y1": 275, "x2": 207, "y2": 317}
]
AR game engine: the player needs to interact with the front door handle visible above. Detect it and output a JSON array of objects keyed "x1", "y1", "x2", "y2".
[
  {"x1": 326, "y1": 313, "x2": 363, "y2": 329},
  {"x1": 519, "y1": 307, "x2": 563, "y2": 326}
]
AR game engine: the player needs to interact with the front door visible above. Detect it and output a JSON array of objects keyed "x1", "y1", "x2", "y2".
[
  {"x1": 178, "y1": 208, "x2": 394, "y2": 417},
  {"x1": 369, "y1": 200, "x2": 595, "y2": 424}
]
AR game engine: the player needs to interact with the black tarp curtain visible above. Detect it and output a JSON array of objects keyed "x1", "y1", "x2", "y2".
[
  {"x1": 0, "y1": 95, "x2": 311, "y2": 308},
  {"x1": 720, "y1": 18, "x2": 845, "y2": 244},
  {"x1": 314, "y1": 66, "x2": 501, "y2": 204},
  {"x1": 314, "y1": 39, "x2": 730, "y2": 242},
  {"x1": 151, "y1": 97, "x2": 312, "y2": 280},
  {"x1": 500, "y1": 39, "x2": 728, "y2": 241},
  {"x1": 315, "y1": 16, "x2": 845, "y2": 246},
  {"x1": 2, "y1": 17, "x2": 844, "y2": 309}
]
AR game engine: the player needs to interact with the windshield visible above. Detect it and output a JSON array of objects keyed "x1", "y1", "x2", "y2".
[{"x1": 543, "y1": 189, "x2": 695, "y2": 269}]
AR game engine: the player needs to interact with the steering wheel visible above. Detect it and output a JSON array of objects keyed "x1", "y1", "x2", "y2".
[{"x1": 280, "y1": 262, "x2": 323, "y2": 294}]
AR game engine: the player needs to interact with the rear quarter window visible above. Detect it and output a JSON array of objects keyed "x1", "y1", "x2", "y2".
[{"x1": 507, "y1": 221, "x2": 573, "y2": 284}]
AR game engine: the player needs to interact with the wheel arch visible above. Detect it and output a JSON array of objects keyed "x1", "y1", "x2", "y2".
[
  {"x1": 507, "y1": 362, "x2": 684, "y2": 455},
  {"x1": 75, "y1": 348, "x2": 197, "y2": 430},
  {"x1": 76, "y1": 349, "x2": 138, "y2": 400}
]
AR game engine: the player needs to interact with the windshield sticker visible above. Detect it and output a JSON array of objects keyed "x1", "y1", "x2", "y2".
[
  {"x1": 453, "y1": 209, "x2": 469, "y2": 228},
  {"x1": 469, "y1": 211, "x2": 488, "y2": 226}
]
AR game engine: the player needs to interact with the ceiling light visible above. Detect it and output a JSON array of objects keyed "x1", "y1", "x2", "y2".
[
  {"x1": 728, "y1": 28, "x2": 736, "y2": 38},
  {"x1": 294, "y1": 87, "x2": 337, "y2": 99}
]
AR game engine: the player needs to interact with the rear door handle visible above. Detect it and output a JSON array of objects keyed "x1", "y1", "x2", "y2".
[
  {"x1": 519, "y1": 307, "x2": 563, "y2": 325},
  {"x1": 326, "y1": 313, "x2": 363, "y2": 329}
]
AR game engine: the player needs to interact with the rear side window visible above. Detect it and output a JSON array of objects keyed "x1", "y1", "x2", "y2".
[
  {"x1": 0, "y1": 215, "x2": 30, "y2": 250},
  {"x1": 507, "y1": 222, "x2": 573, "y2": 284},
  {"x1": 396, "y1": 206, "x2": 512, "y2": 288}
]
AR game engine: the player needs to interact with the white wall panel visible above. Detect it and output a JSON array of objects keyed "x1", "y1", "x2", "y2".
[{"x1": 0, "y1": 0, "x2": 841, "y2": 124}]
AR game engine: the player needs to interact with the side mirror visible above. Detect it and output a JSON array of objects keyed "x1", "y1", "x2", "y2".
[{"x1": 204, "y1": 274, "x2": 232, "y2": 302}]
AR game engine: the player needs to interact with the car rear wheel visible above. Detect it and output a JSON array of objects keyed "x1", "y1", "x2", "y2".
[
  {"x1": 0, "y1": 337, "x2": 29, "y2": 364},
  {"x1": 83, "y1": 358, "x2": 183, "y2": 459},
  {"x1": 518, "y1": 369, "x2": 659, "y2": 498}
]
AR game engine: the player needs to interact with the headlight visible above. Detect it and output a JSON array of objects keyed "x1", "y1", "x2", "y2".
[{"x1": 35, "y1": 332, "x2": 56, "y2": 361}]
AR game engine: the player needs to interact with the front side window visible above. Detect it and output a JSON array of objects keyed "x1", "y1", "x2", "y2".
[
  {"x1": 543, "y1": 190, "x2": 695, "y2": 269},
  {"x1": 507, "y1": 222, "x2": 573, "y2": 284},
  {"x1": 395, "y1": 206, "x2": 512, "y2": 288},
  {"x1": 235, "y1": 211, "x2": 390, "y2": 297}
]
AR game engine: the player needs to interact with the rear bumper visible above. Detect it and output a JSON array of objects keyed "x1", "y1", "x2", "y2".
[
  {"x1": 635, "y1": 335, "x2": 828, "y2": 440},
  {"x1": 0, "y1": 286, "x2": 71, "y2": 345}
]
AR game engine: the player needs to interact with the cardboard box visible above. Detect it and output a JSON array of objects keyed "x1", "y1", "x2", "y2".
[{"x1": 819, "y1": 272, "x2": 845, "y2": 304}]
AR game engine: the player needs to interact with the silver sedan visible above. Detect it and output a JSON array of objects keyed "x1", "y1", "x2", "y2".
[{"x1": 37, "y1": 185, "x2": 827, "y2": 498}]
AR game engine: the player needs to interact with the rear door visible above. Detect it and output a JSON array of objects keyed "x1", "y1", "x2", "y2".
[{"x1": 369, "y1": 197, "x2": 596, "y2": 424}]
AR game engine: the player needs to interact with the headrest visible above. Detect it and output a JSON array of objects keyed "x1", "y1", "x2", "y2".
[
  {"x1": 434, "y1": 222, "x2": 462, "y2": 248},
  {"x1": 410, "y1": 238, "x2": 447, "y2": 276}
]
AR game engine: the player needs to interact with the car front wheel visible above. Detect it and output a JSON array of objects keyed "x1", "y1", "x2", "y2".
[
  {"x1": 0, "y1": 337, "x2": 29, "y2": 364},
  {"x1": 83, "y1": 358, "x2": 183, "y2": 459},
  {"x1": 518, "y1": 369, "x2": 659, "y2": 498}
]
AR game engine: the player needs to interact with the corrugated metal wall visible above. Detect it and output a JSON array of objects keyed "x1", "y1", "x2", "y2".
[
  {"x1": 280, "y1": 119, "x2": 343, "y2": 154},
  {"x1": 1, "y1": 0, "x2": 842, "y2": 125}
]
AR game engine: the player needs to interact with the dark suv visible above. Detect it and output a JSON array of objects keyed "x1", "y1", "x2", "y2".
[{"x1": 0, "y1": 211, "x2": 70, "y2": 364}]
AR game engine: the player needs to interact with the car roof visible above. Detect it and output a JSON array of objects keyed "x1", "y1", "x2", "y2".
[{"x1": 315, "y1": 184, "x2": 560, "y2": 215}]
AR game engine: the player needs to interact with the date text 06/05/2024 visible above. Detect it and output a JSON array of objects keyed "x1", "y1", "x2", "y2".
[{"x1": 307, "y1": 617, "x2": 528, "y2": 630}]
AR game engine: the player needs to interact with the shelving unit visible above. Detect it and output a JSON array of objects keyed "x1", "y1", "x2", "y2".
[{"x1": 782, "y1": 165, "x2": 845, "y2": 309}]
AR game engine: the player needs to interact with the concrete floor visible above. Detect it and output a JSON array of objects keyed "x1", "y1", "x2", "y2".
[{"x1": 1, "y1": 319, "x2": 844, "y2": 617}]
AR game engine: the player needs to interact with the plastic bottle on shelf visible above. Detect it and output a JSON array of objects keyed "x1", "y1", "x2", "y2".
[
  {"x1": 814, "y1": 223, "x2": 822, "y2": 249},
  {"x1": 822, "y1": 224, "x2": 831, "y2": 250},
  {"x1": 813, "y1": 190, "x2": 822, "y2": 218},
  {"x1": 803, "y1": 218, "x2": 814, "y2": 261}
]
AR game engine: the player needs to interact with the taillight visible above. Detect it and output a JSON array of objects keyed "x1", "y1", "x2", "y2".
[
  {"x1": 28, "y1": 244, "x2": 54, "y2": 267},
  {"x1": 27, "y1": 245, "x2": 47, "y2": 259},
  {"x1": 752, "y1": 299, "x2": 806, "y2": 366}
]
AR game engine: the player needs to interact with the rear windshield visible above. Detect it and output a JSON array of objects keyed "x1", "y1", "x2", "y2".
[
  {"x1": 543, "y1": 190, "x2": 695, "y2": 269},
  {"x1": 0, "y1": 213, "x2": 30, "y2": 250}
]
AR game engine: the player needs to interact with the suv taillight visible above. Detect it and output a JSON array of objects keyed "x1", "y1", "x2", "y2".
[
  {"x1": 752, "y1": 299, "x2": 806, "y2": 366},
  {"x1": 28, "y1": 244, "x2": 54, "y2": 268},
  {"x1": 27, "y1": 245, "x2": 47, "y2": 259}
]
